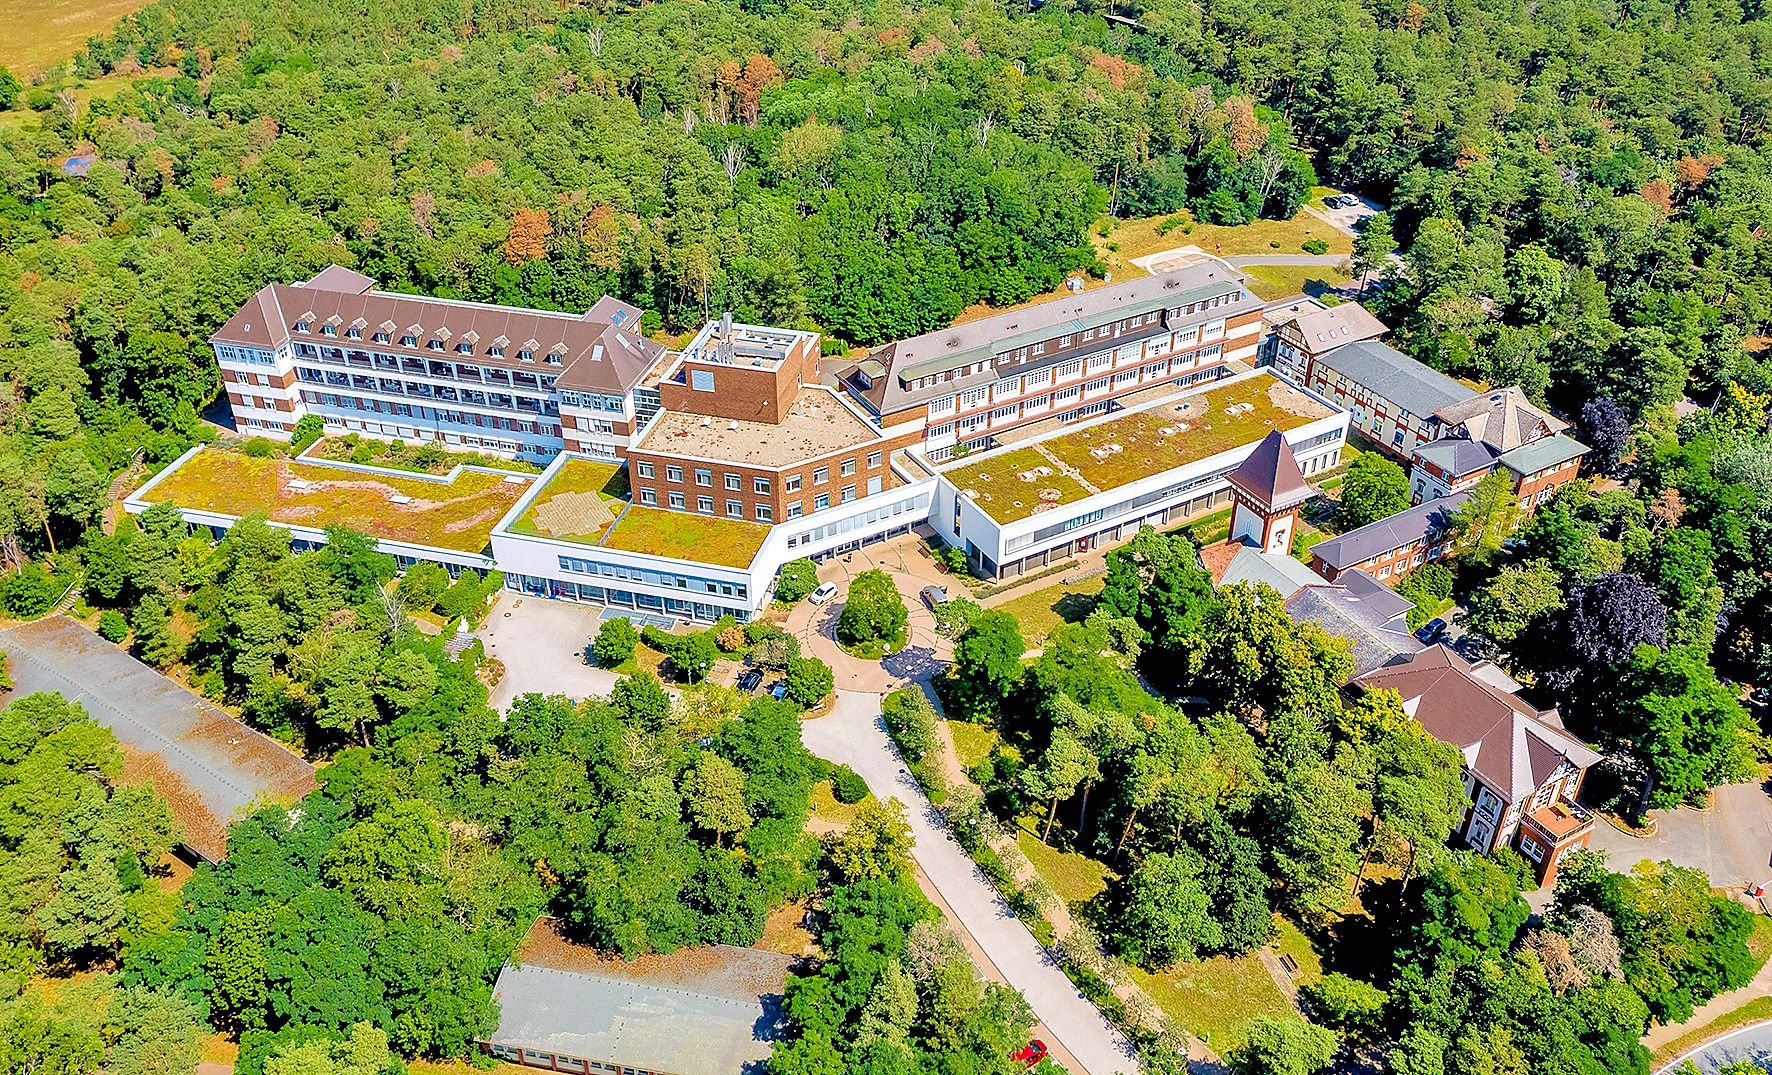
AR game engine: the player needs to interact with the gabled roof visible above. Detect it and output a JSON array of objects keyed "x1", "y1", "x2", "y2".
[
  {"x1": 1314, "y1": 340, "x2": 1475, "y2": 418},
  {"x1": 1432, "y1": 386, "x2": 1567, "y2": 452},
  {"x1": 1210, "y1": 543, "x2": 1323, "y2": 597},
  {"x1": 1285, "y1": 569, "x2": 1421, "y2": 676},
  {"x1": 1411, "y1": 436, "x2": 1499, "y2": 477},
  {"x1": 210, "y1": 266, "x2": 663, "y2": 397},
  {"x1": 1225, "y1": 430, "x2": 1314, "y2": 512},
  {"x1": 1358, "y1": 645, "x2": 1600, "y2": 799},
  {"x1": 1495, "y1": 433, "x2": 1589, "y2": 476},
  {"x1": 1268, "y1": 299, "x2": 1388, "y2": 354},
  {"x1": 1310, "y1": 493, "x2": 1469, "y2": 571}
]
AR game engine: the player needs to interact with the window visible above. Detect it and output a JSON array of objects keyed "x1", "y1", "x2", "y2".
[
  {"x1": 756, "y1": 504, "x2": 773, "y2": 522},
  {"x1": 400, "y1": 335, "x2": 417, "y2": 347},
  {"x1": 787, "y1": 502, "x2": 803, "y2": 519},
  {"x1": 1059, "y1": 334, "x2": 1073, "y2": 347},
  {"x1": 666, "y1": 465, "x2": 683, "y2": 483},
  {"x1": 546, "y1": 352, "x2": 563, "y2": 366},
  {"x1": 867, "y1": 475, "x2": 882, "y2": 494},
  {"x1": 373, "y1": 331, "x2": 390, "y2": 343},
  {"x1": 691, "y1": 369, "x2": 716, "y2": 392},
  {"x1": 669, "y1": 491, "x2": 685, "y2": 508},
  {"x1": 347, "y1": 326, "x2": 362, "y2": 339},
  {"x1": 841, "y1": 459, "x2": 856, "y2": 477},
  {"x1": 488, "y1": 344, "x2": 504, "y2": 357},
  {"x1": 695, "y1": 468, "x2": 712, "y2": 486},
  {"x1": 814, "y1": 492, "x2": 831, "y2": 510},
  {"x1": 867, "y1": 450, "x2": 882, "y2": 468},
  {"x1": 841, "y1": 485, "x2": 855, "y2": 503},
  {"x1": 640, "y1": 488, "x2": 657, "y2": 505},
  {"x1": 320, "y1": 324, "x2": 336, "y2": 337},
  {"x1": 727, "y1": 499, "x2": 743, "y2": 518},
  {"x1": 754, "y1": 477, "x2": 771, "y2": 494},
  {"x1": 636, "y1": 461, "x2": 654, "y2": 478},
  {"x1": 294, "y1": 320, "x2": 311, "y2": 333},
  {"x1": 813, "y1": 466, "x2": 829, "y2": 484},
  {"x1": 725, "y1": 473, "x2": 741, "y2": 491},
  {"x1": 785, "y1": 475, "x2": 801, "y2": 492},
  {"x1": 698, "y1": 496, "x2": 714, "y2": 513}
]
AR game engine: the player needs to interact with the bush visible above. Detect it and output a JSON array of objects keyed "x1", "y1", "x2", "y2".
[
  {"x1": 290, "y1": 414, "x2": 324, "y2": 453},
  {"x1": 750, "y1": 633, "x2": 800, "y2": 671},
  {"x1": 97, "y1": 609, "x2": 130, "y2": 642},
  {"x1": 934, "y1": 544, "x2": 970, "y2": 574},
  {"x1": 932, "y1": 596, "x2": 982, "y2": 639},
  {"x1": 241, "y1": 437, "x2": 278, "y2": 458},
  {"x1": 592, "y1": 617, "x2": 639, "y2": 667},
  {"x1": 881, "y1": 687, "x2": 939, "y2": 763},
  {"x1": 1302, "y1": 238, "x2": 1330, "y2": 255},
  {"x1": 776, "y1": 558, "x2": 819, "y2": 603},
  {"x1": 784, "y1": 655, "x2": 834, "y2": 707},
  {"x1": 350, "y1": 442, "x2": 376, "y2": 464},
  {"x1": 829, "y1": 765, "x2": 869, "y2": 804},
  {"x1": 0, "y1": 564, "x2": 65, "y2": 618},
  {"x1": 1301, "y1": 973, "x2": 1387, "y2": 1034}
]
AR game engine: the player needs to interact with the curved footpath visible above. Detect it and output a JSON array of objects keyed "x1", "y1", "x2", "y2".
[
  {"x1": 802, "y1": 690, "x2": 1140, "y2": 1075},
  {"x1": 1656, "y1": 1019, "x2": 1772, "y2": 1074}
]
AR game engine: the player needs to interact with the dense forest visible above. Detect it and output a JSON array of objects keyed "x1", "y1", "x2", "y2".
[{"x1": 4, "y1": 0, "x2": 1772, "y2": 1068}]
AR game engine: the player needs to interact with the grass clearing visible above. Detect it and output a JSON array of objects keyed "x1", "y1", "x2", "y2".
[
  {"x1": 1271, "y1": 915, "x2": 1324, "y2": 987},
  {"x1": 947, "y1": 720, "x2": 1005, "y2": 770},
  {"x1": 1013, "y1": 818, "x2": 1115, "y2": 905},
  {"x1": 0, "y1": 1, "x2": 152, "y2": 76},
  {"x1": 1240, "y1": 263, "x2": 1353, "y2": 302},
  {"x1": 1098, "y1": 209, "x2": 1352, "y2": 276},
  {"x1": 140, "y1": 446, "x2": 532, "y2": 553},
  {"x1": 991, "y1": 573, "x2": 1106, "y2": 644},
  {"x1": 1131, "y1": 951, "x2": 1296, "y2": 1052},
  {"x1": 810, "y1": 779, "x2": 869, "y2": 828},
  {"x1": 601, "y1": 506, "x2": 771, "y2": 568}
]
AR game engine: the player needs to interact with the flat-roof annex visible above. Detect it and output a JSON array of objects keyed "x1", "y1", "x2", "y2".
[
  {"x1": 0, "y1": 616, "x2": 317, "y2": 861},
  {"x1": 635, "y1": 387, "x2": 882, "y2": 469}
]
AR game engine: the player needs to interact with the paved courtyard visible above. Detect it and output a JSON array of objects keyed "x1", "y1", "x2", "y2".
[
  {"x1": 1585, "y1": 780, "x2": 1772, "y2": 891},
  {"x1": 479, "y1": 592, "x2": 627, "y2": 710}
]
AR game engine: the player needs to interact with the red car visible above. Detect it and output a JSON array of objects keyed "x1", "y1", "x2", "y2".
[{"x1": 1011, "y1": 1039, "x2": 1048, "y2": 1068}]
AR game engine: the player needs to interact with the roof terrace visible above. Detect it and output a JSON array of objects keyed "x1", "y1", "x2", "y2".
[
  {"x1": 505, "y1": 458, "x2": 629, "y2": 545},
  {"x1": 637, "y1": 387, "x2": 881, "y2": 468},
  {"x1": 137, "y1": 446, "x2": 534, "y2": 554},
  {"x1": 940, "y1": 373, "x2": 1336, "y2": 524}
]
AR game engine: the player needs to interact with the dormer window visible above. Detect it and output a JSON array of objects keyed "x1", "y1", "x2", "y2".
[
  {"x1": 518, "y1": 349, "x2": 535, "y2": 363},
  {"x1": 455, "y1": 341, "x2": 473, "y2": 354},
  {"x1": 546, "y1": 352, "x2": 564, "y2": 366},
  {"x1": 489, "y1": 345, "x2": 505, "y2": 357},
  {"x1": 347, "y1": 326, "x2": 362, "y2": 339},
  {"x1": 426, "y1": 339, "x2": 444, "y2": 351},
  {"x1": 320, "y1": 323, "x2": 337, "y2": 337},
  {"x1": 373, "y1": 331, "x2": 390, "y2": 343},
  {"x1": 400, "y1": 335, "x2": 418, "y2": 347},
  {"x1": 294, "y1": 320, "x2": 311, "y2": 333}
]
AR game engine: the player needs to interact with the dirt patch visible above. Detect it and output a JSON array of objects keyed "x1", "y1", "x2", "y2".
[{"x1": 1267, "y1": 380, "x2": 1325, "y2": 419}]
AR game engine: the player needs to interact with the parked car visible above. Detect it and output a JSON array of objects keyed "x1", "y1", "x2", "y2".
[
  {"x1": 809, "y1": 581, "x2": 839, "y2": 605},
  {"x1": 920, "y1": 584, "x2": 949, "y2": 611},
  {"x1": 1325, "y1": 193, "x2": 1360, "y2": 209},
  {"x1": 737, "y1": 668, "x2": 764, "y2": 693},
  {"x1": 1416, "y1": 617, "x2": 1449, "y2": 644},
  {"x1": 1011, "y1": 1040, "x2": 1048, "y2": 1068},
  {"x1": 769, "y1": 679, "x2": 788, "y2": 701}
]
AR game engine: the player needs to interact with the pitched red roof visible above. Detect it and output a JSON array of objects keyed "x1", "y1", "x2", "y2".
[{"x1": 1224, "y1": 430, "x2": 1313, "y2": 512}]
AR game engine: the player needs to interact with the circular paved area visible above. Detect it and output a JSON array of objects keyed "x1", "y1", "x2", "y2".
[{"x1": 782, "y1": 540, "x2": 955, "y2": 693}]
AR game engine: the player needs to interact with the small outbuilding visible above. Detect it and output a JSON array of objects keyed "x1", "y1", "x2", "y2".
[{"x1": 482, "y1": 917, "x2": 796, "y2": 1075}]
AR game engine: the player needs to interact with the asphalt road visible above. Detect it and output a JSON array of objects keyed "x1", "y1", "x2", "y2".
[
  {"x1": 1657, "y1": 1020, "x2": 1772, "y2": 1074},
  {"x1": 801, "y1": 690, "x2": 1140, "y2": 1075}
]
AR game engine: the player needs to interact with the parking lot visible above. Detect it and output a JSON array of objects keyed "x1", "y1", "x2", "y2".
[{"x1": 479, "y1": 592, "x2": 630, "y2": 710}]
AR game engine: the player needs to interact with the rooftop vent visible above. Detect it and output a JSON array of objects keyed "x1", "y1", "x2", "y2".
[
  {"x1": 728, "y1": 421, "x2": 739, "y2": 431},
  {"x1": 701, "y1": 416, "x2": 712, "y2": 427}
]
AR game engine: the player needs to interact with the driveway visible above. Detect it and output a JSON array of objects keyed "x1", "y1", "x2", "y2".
[
  {"x1": 479, "y1": 592, "x2": 626, "y2": 710},
  {"x1": 1304, "y1": 194, "x2": 1384, "y2": 237},
  {"x1": 1585, "y1": 780, "x2": 1772, "y2": 891},
  {"x1": 1656, "y1": 1019, "x2": 1772, "y2": 1074},
  {"x1": 802, "y1": 691, "x2": 1139, "y2": 1075},
  {"x1": 783, "y1": 538, "x2": 954, "y2": 693}
]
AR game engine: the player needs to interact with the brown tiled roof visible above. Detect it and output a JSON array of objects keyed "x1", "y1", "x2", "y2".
[
  {"x1": 1224, "y1": 430, "x2": 1313, "y2": 511},
  {"x1": 210, "y1": 267, "x2": 663, "y2": 397},
  {"x1": 1358, "y1": 645, "x2": 1599, "y2": 799},
  {"x1": 1198, "y1": 540, "x2": 1247, "y2": 584},
  {"x1": 1432, "y1": 386, "x2": 1567, "y2": 453}
]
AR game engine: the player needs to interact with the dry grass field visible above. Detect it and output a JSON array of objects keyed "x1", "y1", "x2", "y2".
[{"x1": 0, "y1": 0, "x2": 147, "y2": 75}]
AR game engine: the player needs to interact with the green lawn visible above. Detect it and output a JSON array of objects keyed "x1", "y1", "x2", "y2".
[
  {"x1": 947, "y1": 720, "x2": 1006, "y2": 770},
  {"x1": 1131, "y1": 953, "x2": 1296, "y2": 1052},
  {"x1": 1013, "y1": 819, "x2": 1115, "y2": 905},
  {"x1": 810, "y1": 780, "x2": 869, "y2": 828},
  {"x1": 990, "y1": 574, "x2": 1106, "y2": 644},
  {"x1": 1240, "y1": 263, "x2": 1352, "y2": 302},
  {"x1": 141, "y1": 446, "x2": 533, "y2": 553},
  {"x1": 1097, "y1": 209, "x2": 1352, "y2": 281},
  {"x1": 1271, "y1": 915, "x2": 1324, "y2": 987}
]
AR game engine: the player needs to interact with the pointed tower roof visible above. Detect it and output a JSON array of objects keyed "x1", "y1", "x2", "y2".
[{"x1": 1225, "y1": 430, "x2": 1313, "y2": 512}]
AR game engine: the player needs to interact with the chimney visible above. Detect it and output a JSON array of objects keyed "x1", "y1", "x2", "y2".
[{"x1": 718, "y1": 312, "x2": 734, "y2": 365}]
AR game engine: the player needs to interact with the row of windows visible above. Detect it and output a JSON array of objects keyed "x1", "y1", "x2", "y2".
[
  {"x1": 216, "y1": 345, "x2": 277, "y2": 365},
  {"x1": 636, "y1": 451, "x2": 884, "y2": 489},
  {"x1": 299, "y1": 392, "x2": 562, "y2": 438},
  {"x1": 484, "y1": 1042, "x2": 661, "y2": 1074},
  {"x1": 636, "y1": 487, "x2": 776, "y2": 521},
  {"x1": 299, "y1": 347, "x2": 558, "y2": 393},
  {"x1": 292, "y1": 319, "x2": 571, "y2": 365},
  {"x1": 942, "y1": 331, "x2": 1227, "y2": 422},
  {"x1": 783, "y1": 493, "x2": 930, "y2": 549},
  {"x1": 559, "y1": 390, "x2": 626, "y2": 412},
  {"x1": 556, "y1": 555, "x2": 747, "y2": 598}
]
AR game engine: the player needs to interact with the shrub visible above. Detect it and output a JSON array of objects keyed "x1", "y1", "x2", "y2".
[
  {"x1": 290, "y1": 414, "x2": 324, "y2": 453},
  {"x1": 829, "y1": 765, "x2": 869, "y2": 804},
  {"x1": 591, "y1": 617, "x2": 639, "y2": 667},
  {"x1": 784, "y1": 655, "x2": 834, "y2": 707},
  {"x1": 1301, "y1": 973, "x2": 1387, "y2": 1034},
  {"x1": 750, "y1": 633, "x2": 800, "y2": 671},
  {"x1": 1302, "y1": 238, "x2": 1330, "y2": 255},
  {"x1": 241, "y1": 437, "x2": 277, "y2": 458},
  {"x1": 350, "y1": 442, "x2": 375, "y2": 464},
  {"x1": 775, "y1": 558, "x2": 819, "y2": 603},
  {"x1": 934, "y1": 544, "x2": 970, "y2": 574},
  {"x1": 97, "y1": 609, "x2": 130, "y2": 642},
  {"x1": 881, "y1": 687, "x2": 939, "y2": 763},
  {"x1": 932, "y1": 596, "x2": 982, "y2": 638},
  {"x1": 0, "y1": 564, "x2": 64, "y2": 618}
]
